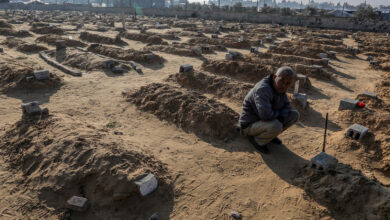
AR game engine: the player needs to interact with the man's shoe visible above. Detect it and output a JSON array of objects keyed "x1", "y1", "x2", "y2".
[
  {"x1": 271, "y1": 137, "x2": 282, "y2": 145},
  {"x1": 248, "y1": 136, "x2": 269, "y2": 154}
]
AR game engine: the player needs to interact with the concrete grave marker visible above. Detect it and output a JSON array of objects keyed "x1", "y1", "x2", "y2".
[
  {"x1": 346, "y1": 124, "x2": 369, "y2": 141},
  {"x1": 338, "y1": 98, "x2": 358, "y2": 110},
  {"x1": 56, "y1": 40, "x2": 66, "y2": 51},
  {"x1": 269, "y1": 44, "x2": 276, "y2": 49},
  {"x1": 362, "y1": 91, "x2": 377, "y2": 99},
  {"x1": 180, "y1": 64, "x2": 193, "y2": 74},
  {"x1": 112, "y1": 66, "x2": 123, "y2": 74},
  {"x1": 318, "y1": 53, "x2": 328, "y2": 59},
  {"x1": 311, "y1": 152, "x2": 338, "y2": 171},
  {"x1": 294, "y1": 93, "x2": 307, "y2": 108},
  {"x1": 145, "y1": 54, "x2": 156, "y2": 60},
  {"x1": 103, "y1": 60, "x2": 115, "y2": 69},
  {"x1": 134, "y1": 173, "x2": 158, "y2": 196},
  {"x1": 66, "y1": 196, "x2": 89, "y2": 212},
  {"x1": 322, "y1": 58, "x2": 330, "y2": 66},
  {"x1": 21, "y1": 101, "x2": 41, "y2": 115},
  {"x1": 201, "y1": 46, "x2": 211, "y2": 53},
  {"x1": 33, "y1": 70, "x2": 50, "y2": 80},
  {"x1": 250, "y1": 47, "x2": 258, "y2": 53}
]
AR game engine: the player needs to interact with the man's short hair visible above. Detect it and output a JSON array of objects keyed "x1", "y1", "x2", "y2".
[{"x1": 275, "y1": 66, "x2": 295, "y2": 79}]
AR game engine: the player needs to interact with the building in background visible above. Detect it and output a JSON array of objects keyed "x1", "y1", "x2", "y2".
[{"x1": 113, "y1": 0, "x2": 164, "y2": 8}]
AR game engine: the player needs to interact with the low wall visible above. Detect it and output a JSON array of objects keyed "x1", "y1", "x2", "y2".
[{"x1": 0, "y1": 3, "x2": 389, "y2": 32}]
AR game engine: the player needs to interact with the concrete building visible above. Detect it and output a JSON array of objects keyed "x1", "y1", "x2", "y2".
[{"x1": 113, "y1": 0, "x2": 164, "y2": 8}]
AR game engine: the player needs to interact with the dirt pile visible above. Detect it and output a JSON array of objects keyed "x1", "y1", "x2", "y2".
[
  {"x1": 57, "y1": 49, "x2": 131, "y2": 72},
  {"x1": 202, "y1": 59, "x2": 273, "y2": 83},
  {"x1": 245, "y1": 53, "x2": 324, "y2": 66},
  {"x1": 0, "y1": 28, "x2": 32, "y2": 37},
  {"x1": 31, "y1": 26, "x2": 64, "y2": 35},
  {"x1": 0, "y1": 60, "x2": 61, "y2": 92},
  {"x1": 122, "y1": 32, "x2": 165, "y2": 45},
  {"x1": 61, "y1": 50, "x2": 110, "y2": 71},
  {"x1": 293, "y1": 163, "x2": 390, "y2": 219},
  {"x1": 188, "y1": 37, "x2": 250, "y2": 49},
  {"x1": 0, "y1": 19, "x2": 13, "y2": 29},
  {"x1": 169, "y1": 71, "x2": 253, "y2": 102},
  {"x1": 87, "y1": 44, "x2": 164, "y2": 64},
  {"x1": 36, "y1": 35, "x2": 87, "y2": 48},
  {"x1": 335, "y1": 94, "x2": 390, "y2": 175},
  {"x1": 297, "y1": 37, "x2": 344, "y2": 46},
  {"x1": 123, "y1": 83, "x2": 238, "y2": 140},
  {"x1": 145, "y1": 45, "x2": 202, "y2": 57},
  {"x1": 17, "y1": 43, "x2": 48, "y2": 53},
  {"x1": 0, "y1": 114, "x2": 173, "y2": 219},
  {"x1": 80, "y1": 32, "x2": 125, "y2": 45},
  {"x1": 1, "y1": 37, "x2": 26, "y2": 48}
]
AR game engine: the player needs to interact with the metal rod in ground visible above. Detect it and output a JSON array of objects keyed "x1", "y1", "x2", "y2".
[{"x1": 322, "y1": 113, "x2": 328, "y2": 152}]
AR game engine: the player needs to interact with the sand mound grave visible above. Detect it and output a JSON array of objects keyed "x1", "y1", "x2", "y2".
[
  {"x1": 293, "y1": 163, "x2": 390, "y2": 219},
  {"x1": 36, "y1": 35, "x2": 87, "y2": 48},
  {"x1": 202, "y1": 59, "x2": 273, "y2": 83},
  {"x1": 0, "y1": 113, "x2": 173, "y2": 219},
  {"x1": 0, "y1": 60, "x2": 62, "y2": 93},
  {"x1": 0, "y1": 19, "x2": 13, "y2": 29},
  {"x1": 17, "y1": 43, "x2": 48, "y2": 53},
  {"x1": 1, "y1": 37, "x2": 26, "y2": 48},
  {"x1": 245, "y1": 53, "x2": 324, "y2": 66},
  {"x1": 123, "y1": 83, "x2": 238, "y2": 140},
  {"x1": 189, "y1": 37, "x2": 251, "y2": 49},
  {"x1": 335, "y1": 94, "x2": 390, "y2": 175},
  {"x1": 169, "y1": 71, "x2": 253, "y2": 102},
  {"x1": 145, "y1": 45, "x2": 202, "y2": 57},
  {"x1": 0, "y1": 28, "x2": 32, "y2": 37},
  {"x1": 55, "y1": 49, "x2": 131, "y2": 72},
  {"x1": 122, "y1": 32, "x2": 166, "y2": 45},
  {"x1": 31, "y1": 25, "x2": 64, "y2": 35},
  {"x1": 80, "y1": 32, "x2": 126, "y2": 45},
  {"x1": 87, "y1": 44, "x2": 164, "y2": 64}
]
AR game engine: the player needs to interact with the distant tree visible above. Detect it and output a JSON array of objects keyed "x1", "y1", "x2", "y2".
[
  {"x1": 305, "y1": 6, "x2": 317, "y2": 16},
  {"x1": 281, "y1": 7, "x2": 292, "y2": 16},
  {"x1": 221, "y1": 5, "x2": 230, "y2": 12},
  {"x1": 355, "y1": 4, "x2": 380, "y2": 20},
  {"x1": 210, "y1": 2, "x2": 218, "y2": 11},
  {"x1": 0, "y1": 0, "x2": 9, "y2": 3},
  {"x1": 232, "y1": 2, "x2": 243, "y2": 12}
]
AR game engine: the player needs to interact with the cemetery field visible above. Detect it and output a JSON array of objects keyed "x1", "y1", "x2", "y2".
[{"x1": 0, "y1": 10, "x2": 389, "y2": 219}]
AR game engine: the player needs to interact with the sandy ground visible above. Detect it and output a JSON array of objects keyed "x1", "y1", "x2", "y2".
[{"x1": 0, "y1": 14, "x2": 389, "y2": 220}]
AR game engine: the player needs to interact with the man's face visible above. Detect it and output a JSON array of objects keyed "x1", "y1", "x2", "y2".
[{"x1": 273, "y1": 74, "x2": 293, "y2": 93}]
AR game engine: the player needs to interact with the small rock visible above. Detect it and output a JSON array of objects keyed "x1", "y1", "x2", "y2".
[{"x1": 231, "y1": 210, "x2": 242, "y2": 219}]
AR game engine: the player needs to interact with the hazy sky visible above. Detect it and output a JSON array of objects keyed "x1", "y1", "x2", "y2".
[{"x1": 188, "y1": 0, "x2": 388, "y2": 7}]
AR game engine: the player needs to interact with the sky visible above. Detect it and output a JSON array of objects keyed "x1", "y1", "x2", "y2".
[{"x1": 188, "y1": 0, "x2": 389, "y2": 7}]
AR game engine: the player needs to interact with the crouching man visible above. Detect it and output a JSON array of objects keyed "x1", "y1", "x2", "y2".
[{"x1": 239, "y1": 66, "x2": 299, "y2": 154}]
